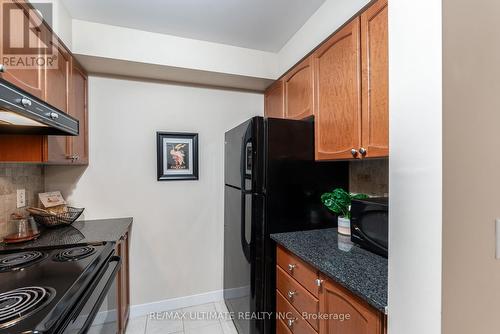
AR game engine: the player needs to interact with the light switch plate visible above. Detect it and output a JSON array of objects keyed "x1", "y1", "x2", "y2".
[
  {"x1": 16, "y1": 189, "x2": 26, "y2": 208},
  {"x1": 496, "y1": 219, "x2": 500, "y2": 259}
]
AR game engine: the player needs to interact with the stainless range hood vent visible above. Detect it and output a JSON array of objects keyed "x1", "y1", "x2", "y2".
[{"x1": 0, "y1": 79, "x2": 79, "y2": 136}]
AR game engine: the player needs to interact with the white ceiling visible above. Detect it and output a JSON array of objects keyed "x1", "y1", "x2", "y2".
[{"x1": 60, "y1": 0, "x2": 326, "y2": 52}]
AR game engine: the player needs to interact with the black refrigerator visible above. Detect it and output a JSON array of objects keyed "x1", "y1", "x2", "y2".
[{"x1": 223, "y1": 116, "x2": 348, "y2": 334}]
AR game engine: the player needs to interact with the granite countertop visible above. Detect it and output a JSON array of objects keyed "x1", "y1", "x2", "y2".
[
  {"x1": 271, "y1": 228, "x2": 387, "y2": 313},
  {"x1": 0, "y1": 217, "x2": 133, "y2": 251}
]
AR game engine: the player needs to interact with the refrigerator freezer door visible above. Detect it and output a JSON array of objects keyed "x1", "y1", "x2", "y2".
[
  {"x1": 224, "y1": 117, "x2": 264, "y2": 193},
  {"x1": 225, "y1": 119, "x2": 252, "y2": 189}
]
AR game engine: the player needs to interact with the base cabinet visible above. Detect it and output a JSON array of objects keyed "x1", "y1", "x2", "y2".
[
  {"x1": 318, "y1": 276, "x2": 383, "y2": 334},
  {"x1": 276, "y1": 245, "x2": 385, "y2": 334},
  {"x1": 115, "y1": 229, "x2": 130, "y2": 334}
]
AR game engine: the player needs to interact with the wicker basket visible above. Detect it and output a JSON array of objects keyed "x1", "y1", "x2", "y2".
[{"x1": 27, "y1": 207, "x2": 85, "y2": 228}]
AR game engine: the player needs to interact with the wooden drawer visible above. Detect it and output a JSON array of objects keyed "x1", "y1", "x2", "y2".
[
  {"x1": 277, "y1": 318, "x2": 293, "y2": 334},
  {"x1": 277, "y1": 246, "x2": 319, "y2": 297},
  {"x1": 277, "y1": 266, "x2": 319, "y2": 330},
  {"x1": 277, "y1": 290, "x2": 317, "y2": 334}
]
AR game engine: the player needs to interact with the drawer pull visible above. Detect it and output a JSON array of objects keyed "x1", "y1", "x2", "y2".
[
  {"x1": 287, "y1": 290, "x2": 297, "y2": 299},
  {"x1": 315, "y1": 278, "x2": 324, "y2": 287},
  {"x1": 288, "y1": 264, "x2": 296, "y2": 272},
  {"x1": 287, "y1": 318, "x2": 296, "y2": 328}
]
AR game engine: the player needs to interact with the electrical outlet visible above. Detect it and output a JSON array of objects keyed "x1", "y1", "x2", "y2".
[{"x1": 16, "y1": 189, "x2": 26, "y2": 208}]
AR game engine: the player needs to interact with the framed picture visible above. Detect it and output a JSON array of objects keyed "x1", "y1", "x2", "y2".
[{"x1": 157, "y1": 132, "x2": 199, "y2": 181}]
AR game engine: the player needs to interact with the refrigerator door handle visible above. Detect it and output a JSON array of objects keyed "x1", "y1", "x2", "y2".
[
  {"x1": 240, "y1": 123, "x2": 253, "y2": 262},
  {"x1": 240, "y1": 192, "x2": 251, "y2": 262},
  {"x1": 240, "y1": 124, "x2": 253, "y2": 193}
]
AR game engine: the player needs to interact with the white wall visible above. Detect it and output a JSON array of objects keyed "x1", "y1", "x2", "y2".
[
  {"x1": 39, "y1": 0, "x2": 73, "y2": 48},
  {"x1": 442, "y1": 0, "x2": 500, "y2": 332},
  {"x1": 67, "y1": 0, "x2": 371, "y2": 82},
  {"x1": 45, "y1": 76, "x2": 263, "y2": 306},
  {"x1": 388, "y1": 0, "x2": 442, "y2": 333},
  {"x1": 71, "y1": 20, "x2": 278, "y2": 80},
  {"x1": 275, "y1": 0, "x2": 369, "y2": 76}
]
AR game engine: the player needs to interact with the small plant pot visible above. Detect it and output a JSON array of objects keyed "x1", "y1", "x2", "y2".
[{"x1": 337, "y1": 216, "x2": 351, "y2": 236}]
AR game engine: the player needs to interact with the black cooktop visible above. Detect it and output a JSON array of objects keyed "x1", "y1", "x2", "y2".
[{"x1": 0, "y1": 243, "x2": 114, "y2": 334}]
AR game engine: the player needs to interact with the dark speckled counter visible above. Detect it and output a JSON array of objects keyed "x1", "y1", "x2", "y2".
[
  {"x1": 271, "y1": 228, "x2": 387, "y2": 313},
  {"x1": 0, "y1": 217, "x2": 133, "y2": 251}
]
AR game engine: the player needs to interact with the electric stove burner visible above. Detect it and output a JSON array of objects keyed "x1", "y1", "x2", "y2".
[
  {"x1": 0, "y1": 251, "x2": 46, "y2": 272},
  {"x1": 0, "y1": 286, "x2": 55, "y2": 329},
  {"x1": 53, "y1": 246, "x2": 96, "y2": 262}
]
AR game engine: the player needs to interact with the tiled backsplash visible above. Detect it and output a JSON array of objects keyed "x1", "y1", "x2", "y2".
[
  {"x1": 0, "y1": 164, "x2": 44, "y2": 236},
  {"x1": 349, "y1": 159, "x2": 389, "y2": 196}
]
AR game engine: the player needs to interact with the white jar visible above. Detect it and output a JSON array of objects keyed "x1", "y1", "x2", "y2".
[{"x1": 337, "y1": 216, "x2": 351, "y2": 236}]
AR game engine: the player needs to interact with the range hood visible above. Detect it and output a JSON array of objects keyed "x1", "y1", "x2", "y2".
[{"x1": 0, "y1": 80, "x2": 78, "y2": 135}]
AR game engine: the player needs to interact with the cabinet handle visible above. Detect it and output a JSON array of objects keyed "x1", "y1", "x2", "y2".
[
  {"x1": 66, "y1": 154, "x2": 80, "y2": 162},
  {"x1": 0, "y1": 64, "x2": 5, "y2": 72},
  {"x1": 315, "y1": 278, "x2": 324, "y2": 287},
  {"x1": 287, "y1": 318, "x2": 296, "y2": 328},
  {"x1": 21, "y1": 98, "x2": 32, "y2": 107},
  {"x1": 359, "y1": 147, "x2": 367, "y2": 155},
  {"x1": 287, "y1": 290, "x2": 296, "y2": 299},
  {"x1": 287, "y1": 264, "x2": 296, "y2": 272},
  {"x1": 351, "y1": 148, "x2": 358, "y2": 157}
]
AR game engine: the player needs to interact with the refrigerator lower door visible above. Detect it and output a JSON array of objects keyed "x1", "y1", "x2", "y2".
[{"x1": 224, "y1": 186, "x2": 265, "y2": 334}]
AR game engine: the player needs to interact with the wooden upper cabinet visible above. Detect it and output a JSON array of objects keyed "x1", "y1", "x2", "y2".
[
  {"x1": 264, "y1": 80, "x2": 284, "y2": 118},
  {"x1": 46, "y1": 59, "x2": 89, "y2": 165},
  {"x1": 284, "y1": 57, "x2": 313, "y2": 120},
  {"x1": 44, "y1": 39, "x2": 71, "y2": 113},
  {"x1": 45, "y1": 38, "x2": 71, "y2": 164},
  {"x1": 361, "y1": 0, "x2": 388, "y2": 158},
  {"x1": 0, "y1": 1, "x2": 89, "y2": 165},
  {"x1": 319, "y1": 275, "x2": 383, "y2": 334},
  {"x1": 313, "y1": 18, "x2": 361, "y2": 160},
  {"x1": 0, "y1": 0, "x2": 45, "y2": 99},
  {"x1": 69, "y1": 60, "x2": 88, "y2": 165}
]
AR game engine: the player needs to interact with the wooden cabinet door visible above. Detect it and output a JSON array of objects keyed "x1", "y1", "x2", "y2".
[
  {"x1": 361, "y1": 0, "x2": 388, "y2": 158},
  {"x1": 284, "y1": 57, "x2": 313, "y2": 120},
  {"x1": 68, "y1": 60, "x2": 88, "y2": 164},
  {"x1": 313, "y1": 18, "x2": 361, "y2": 160},
  {"x1": 0, "y1": 0, "x2": 45, "y2": 98},
  {"x1": 319, "y1": 277, "x2": 382, "y2": 334},
  {"x1": 116, "y1": 232, "x2": 130, "y2": 334},
  {"x1": 0, "y1": 135, "x2": 46, "y2": 161},
  {"x1": 44, "y1": 39, "x2": 70, "y2": 113},
  {"x1": 45, "y1": 39, "x2": 71, "y2": 163},
  {"x1": 265, "y1": 80, "x2": 284, "y2": 118}
]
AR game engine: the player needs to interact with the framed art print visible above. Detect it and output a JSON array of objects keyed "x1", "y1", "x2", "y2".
[{"x1": 157, "y1": 132, "x2": 199, "y2": 181}]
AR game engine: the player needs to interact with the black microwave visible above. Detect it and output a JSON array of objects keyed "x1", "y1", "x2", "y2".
[{"x1": 351, "y1": 197, "x2": 388, "y2": 257}]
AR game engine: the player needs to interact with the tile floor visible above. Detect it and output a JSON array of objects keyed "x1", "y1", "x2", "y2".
[{"x1": 89, "y1": 301, "x2": 238, "y2": 334}]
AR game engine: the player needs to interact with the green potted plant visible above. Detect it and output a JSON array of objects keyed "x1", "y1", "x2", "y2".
[{"x1": 321, "y1": 188, "x2": 368, "y2": 235}]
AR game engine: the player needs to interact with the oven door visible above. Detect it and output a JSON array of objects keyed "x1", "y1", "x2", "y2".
[{"x1": 61, "y1": 256, "x2": 121, "y2": 334}]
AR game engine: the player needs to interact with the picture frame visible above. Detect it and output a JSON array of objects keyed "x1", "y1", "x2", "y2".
[{"x1": 157, "y1": 132, "x2": 199, "y2": 181}]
